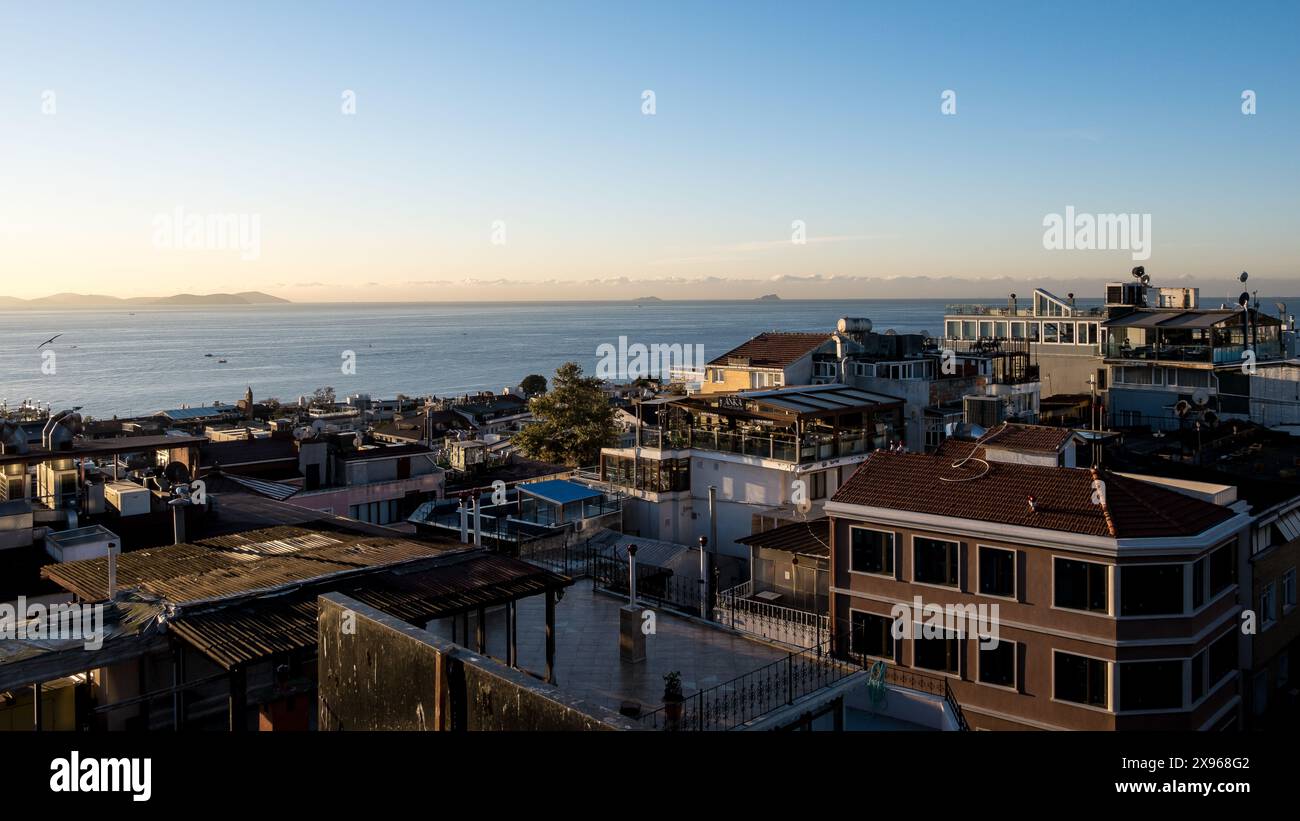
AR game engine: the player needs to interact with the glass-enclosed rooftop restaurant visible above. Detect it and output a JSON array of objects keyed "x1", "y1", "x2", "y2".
[
  {"x1": 944, "y1": 288, "x2": 1104, "y2": 351},
  {"x1": 609, "y1": 384, "x2": 905, "y2": 466},
  {"x1": 1102, "y1": 309, "x2": 1283, "y2": 366}
]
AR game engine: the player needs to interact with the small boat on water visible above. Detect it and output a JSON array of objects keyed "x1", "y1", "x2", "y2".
[
  {"x1": 205, "y1": 353, "x2": 213, "y2": 357},
  {"x1": 217, "y1": 359, "x2": 228, "y2": 363}
]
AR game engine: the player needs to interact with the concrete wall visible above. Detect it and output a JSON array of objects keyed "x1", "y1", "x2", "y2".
[
  {"x1": 317, "y1": 593, "x2": 636, "y2": 731},
  {"x1": 1036, "y1": 348, "x2": 1102, "y2": 398}
]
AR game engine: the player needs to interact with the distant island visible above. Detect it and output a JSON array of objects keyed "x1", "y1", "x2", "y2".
[
  {"x1": 631, "y1": 296, "x2": 663, "y2": 303},
  {"x1": 0, "y1": 291, "x2": 290, "y2": 309},
  {"x1": 755, "y1": 293, "x2": 781, "y2": 301}
]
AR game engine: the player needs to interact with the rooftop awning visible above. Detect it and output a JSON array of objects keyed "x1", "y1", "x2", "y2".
[
  {"x1": 1104, "y1": 311, "x2": 1184, "y2": 328},
  {"x1": 1276, "y1": 509, "x2": 1300, "y2": 543},
  {"x1": 738, "y1": 519, "x2": 830, "y2": 558}
]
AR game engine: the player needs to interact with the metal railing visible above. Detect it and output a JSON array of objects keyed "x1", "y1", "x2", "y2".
[
  {"x1": 515, "y1": 534, "x2": 595, "y2": 578},
  {"x1": 637, "y1": 643, "x2": 971, "y2": 731},
  {"x1": 625, "y1": 426, "x2": 884, "y2": 463},
  {"x1": 945, "y1": 304, "x2": 1105, "y2": 318},
  {"x1": 1104, "y1": 339, "x2": 1283, "y2": 364},
  {"x1": 840, "y1": 644, "x2": 971, "y2": 731},
  {"x1": 713, "y1": 582, "x2": 830, "y2": 650},
  {"x1": 590, "y1": 553, "x2": 704, "y2": 617},
  {"x1": 638, "y1": 639, "x2": 856, "y2": 731}
]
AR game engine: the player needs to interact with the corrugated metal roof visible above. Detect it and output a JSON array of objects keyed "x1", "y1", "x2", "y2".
[
  {"x1": 41, "y1": 525, "x2": 452, "y2": 604},
  {"x1": 221, "y1": 474, "x2": 299, "y2": 500},
  {"x1": 167, "y1": 552, "x2": 572, "y2": 668},
  {"x1": 740, "y1": 384, "x2": 903, "y2": 414}
]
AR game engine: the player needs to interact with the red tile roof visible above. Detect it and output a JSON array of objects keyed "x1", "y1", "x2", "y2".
[
  {"x1": 830, "y1": 451, "x2": 1235, "y2": 539},
  {"x1": 708, "y1": 332, "x2": 830, "y2": 368},
  {"x1": 982, "y1": 422, "x2": 1074, "y2": 454}
]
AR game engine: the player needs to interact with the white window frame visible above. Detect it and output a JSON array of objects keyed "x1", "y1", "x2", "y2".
[
  {"x1": 1117, "y1": 561, "x2": 1189, "y2": 618},
  {"x1": 1117, "y1": 658, "x2": 1187, "y2": 713},
  {"x1": 975, "y1": 544, "x2": 1018, "y2": 602},
  {"x1": 847, "y1": 525, "x2": 897, "y2": 579},
  {"x1": 1261, "y1": 582, "x2": 1278, "y2": 630},
  {"x1": 1050, "y1": 648, "x2": 1113, "y2": 712},
  {"x1": 911, "y1": 534, "x2": 962, "y2": 591},
  {"x1": 911, "y1": 625, "x2": 963, "y2": 679},
  {"x1": 975, "y1": 638, "x2": 1019, "y2": 692},
  {"x1": 1051, "y1": 555, "x2": 1114, "y2": 617},
  {"x1": 847, "y1": 606, "x2": 897, "y2": 662}
]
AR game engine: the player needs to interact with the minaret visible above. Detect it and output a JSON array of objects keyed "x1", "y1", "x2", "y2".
[{"x1": 244, "y1": 386, "x2": 254, "y2": 419}]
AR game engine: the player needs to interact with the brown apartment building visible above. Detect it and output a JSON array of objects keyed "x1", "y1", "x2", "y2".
[{"x1": 824, "y1": 439, "x2": 1251, "y2": 730}]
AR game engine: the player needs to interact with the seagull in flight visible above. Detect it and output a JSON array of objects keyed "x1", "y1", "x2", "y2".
[{"x1": 36, "y1": 333, "x2": 63, "y2": 349}]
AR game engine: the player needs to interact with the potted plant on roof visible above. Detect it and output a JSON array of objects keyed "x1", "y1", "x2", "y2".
[{"x1": 662, "y1": 671, "x2": 685, "y2": 726}]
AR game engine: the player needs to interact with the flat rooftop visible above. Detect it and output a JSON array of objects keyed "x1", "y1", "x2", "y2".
[{"x1": 428, "y1": 578, "x2": 791, "y2": 717}]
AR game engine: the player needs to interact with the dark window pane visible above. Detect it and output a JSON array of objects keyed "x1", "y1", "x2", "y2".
[
  {"x1": 1192, "y1": 559, "x2": 1205, "y2": 610},
  {"x1": 1207, "y1": 631, "x2": 1237, "y2": 686},
  {"x1": 1054, "y1": 558, "x2": 1109, "y2": 613},
  {"x1": 1120, "y1": 660, "x2": 1183, "y2": 711},
  {"x1": 979, "y1": 547, "x2": 1015, "y2": 598},
  {"x1": 978, "y1": 641, "x2": 1016, "y2": 688},
  {"x1": 1209, "y1": 544, "x2": 1236, "y2": 596},
  {"x1": 850, "y1": 529, "x2": 893, "y2": 575},
  {"x1": 849, "y1": 612, "x2": 894, "y2": 660},
  {"x1": 914, "y1": 635, "x2": 960, "y2": 674},
  {"x1": 1054, "y1": 652, "x2": 1108, "y2": 707},
  {"x1": 914, "y1": 538, "x2": 959, "y2": 587},
  {"x1": 1120, "y1": 564, "x2": 1185, "y2": 616},
  {"x1": 1191, "y1": 652, "x2": 1205, "y2": 702}
]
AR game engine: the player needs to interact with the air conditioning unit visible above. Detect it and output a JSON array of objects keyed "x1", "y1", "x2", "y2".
[{"x1": 964, "y1": 395, "x2": 1005, "y2": 428}]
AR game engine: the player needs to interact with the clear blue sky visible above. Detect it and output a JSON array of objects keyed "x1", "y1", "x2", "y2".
[{"x1": 1, "y1": 0, "x2": 1297, "y2": 301}]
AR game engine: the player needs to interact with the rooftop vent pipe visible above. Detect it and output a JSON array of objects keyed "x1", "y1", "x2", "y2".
[
  {"x1": 42, "y1": 410, "x2": 82, "y2": 451},
  {"x1": 0, "y1": 421, "x2": 28, "y2": 455}
]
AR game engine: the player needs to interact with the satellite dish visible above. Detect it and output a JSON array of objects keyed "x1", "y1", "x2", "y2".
[
  {"x1": 1239, "y1": 271, "x2": 1249, "y2": 283},
  {"x1": 1203, "y1": 410, "x2": 1220, "y2": 426},
  {"x1": 1174, "y1": 400, "x2": 1192, "y2": 418},
  {"x1": 163, "y1": 461, "x2": 191, "y2": 484},
  {"x1": 1239, "y1": 292, "x2": 1251, "y2": 309},
  {"x1": 1140, "y1": 274, "x2": 1150, "y2": 286},
  {"x1": 1132, "y1": 266, "x2": 1145, "y2": 279},
  {"x1": 1192, "y1": 388, "x2": 1210, "y2": 407}
]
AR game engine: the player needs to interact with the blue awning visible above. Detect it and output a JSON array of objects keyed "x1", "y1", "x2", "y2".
[{"x1": 519, "y1": 480, "x2": 602, "y2": 505}]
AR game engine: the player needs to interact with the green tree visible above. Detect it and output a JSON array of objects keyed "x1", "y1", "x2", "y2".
[
  {"x1": 520, "y1": 374, "x2": 548, "y2": 397},
  {"x1": 513, "y1": 362, "x2": 617, "y2": 466}
]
